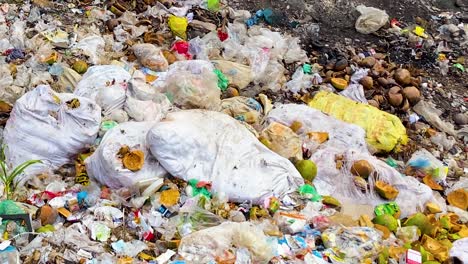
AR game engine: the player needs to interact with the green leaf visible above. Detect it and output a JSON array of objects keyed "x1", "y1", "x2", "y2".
[{"x1": 9, "y1": 160, "x2": 42, "y2": 181}]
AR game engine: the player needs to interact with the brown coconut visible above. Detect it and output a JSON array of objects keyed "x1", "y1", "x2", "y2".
[
  {"x1": 360, "y1": 76, "x2": 374, "y2": 89},
  {"x1": 388, "y1": 86, "x2": 403, "y2": 107},
  {"x1": 402, "y1": 86, "x2": 421, "y2": 104},
  {"x1": 394, "y1": 69, "x2": 411, "y2": 86}
]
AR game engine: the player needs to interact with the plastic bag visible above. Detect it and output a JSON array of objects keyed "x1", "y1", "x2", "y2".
[
  {"x1": 220, "y1": 96, "x2": 263, "y2": 126},
  {"x1": 3, "y1": 85, "x2": 101, "y2": 176},
  {"x1": 285, "y1": 67, "x2": 315, "y2": 93},
  {"x1": 355, "y1": 5, "x2": 389, "y2": 34},
  {"x1": 72, "y1": 35, "x2": 105, "y2": 65},
  {"x1": 309, "y1": 91, "x2": 408, "y2": 152},
  {"x1": 406, "y1": 149, "x2": 448, "y2": 182},
  {"x1": 132, "y1": 44, "x2": 169, "y2": 72},
  {"x1": 86, "y1": 122, "x2": 167, "y2": 189},
  {"x1": 147, "y1": 110, "x2": 304, "y2": 204},
  {"x1": 162, "y1": 60, "x2": 221, "y2": 110},
  {"x1": 74, "y1": 65, "x2": 131, "y2": 116},
  {"x1": 212, "y1": 60, "x2": 253, "y2": 90},
  {"x1": 322, "y1": 226, "x2": 383, "y2": 262},
  {"x1": 450, "y1": 237, "x2": 468, "y2": 263},
  {"x1": 413, "y1": 100, "x2": 456, "y2": 136},
  {"x1": 125, "y1": 70, "x2": 171, "y2": 122},
  {"x1": 178, "y1": 222, "x2": 275, "y2": 263},
  {"x1": 168, "y1": 15, "x2": 188, "y2": 39}
]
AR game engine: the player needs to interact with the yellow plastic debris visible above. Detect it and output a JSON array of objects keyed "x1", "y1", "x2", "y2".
[
  {"x1": 168, "y1": 15, "x2": 188, "y2": 39},
  {"x1": 308, "y1": 91, "x2": 408, "y2": 152},
  {"x1": 413, "y1": 26, "x2": 428, "y2": 38}
]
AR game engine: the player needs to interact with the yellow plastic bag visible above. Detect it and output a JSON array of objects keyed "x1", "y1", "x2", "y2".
[
  {"x1": 168, "y1": 15, "x2": 188, "y2": 39},
  {"x1": 308, "y1": 91, "x2": 408, "y2": 152}
]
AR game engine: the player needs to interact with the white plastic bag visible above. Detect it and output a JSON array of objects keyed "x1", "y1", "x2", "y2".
[
  {"x1": 86, "y1": 122, "x2": 167, "y2": 189},
  {"x1": 450, "y1": 238, "x2": 468, "y2": 263},
  {"x1": 3, "y1": 85, "x2": 101, "y2": 176},
  {"x1": 178, "y1": 222, "x2": 275, "y2": 263},
  {"x1": 74, "y1": 65, "x2": 131, "y2": 117},
  {"x1": 162, "y1": 61, "x2": 221, "y2": 111},
  {"x1": 72, "y1": 35, "x2": 105, "y2": 64},
  {"x1": 355, "y1": 5, "x2": 389, "y2": 34},
  {"x1": 125, "y1": 70, "x2": 171, "y2": 122},
  {"x1": 147, "y1": 110, "x2": 304, "y2": 203}
]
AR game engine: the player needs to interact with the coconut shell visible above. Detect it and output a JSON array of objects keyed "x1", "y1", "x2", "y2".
[
  {"x1": 226, "y1": 87, "x2": 239, "y2": 97},
  {"x1": 401, "y1": 98, "x2": 410, "y2": 112},
  {"x1": 388, "y1": 86, "x2": 403, "y2": 107},
  {"x1": 368, "y1": 99, "x2": 379, "y2": 108},
  {"x1": 122, "y1": 150, "x2": 145, "y2": 171},
  {"x1": 375, "y1": 181, "x2": 399, "y2": 200},
  {"x1": 447, "y1": 189, "x2": 468, "y2": 210},
  {"x1": 351, "y1": 160, "x2": 373, "y2": 179},
  {"x1": 360, "y1": 76, "x2": 374, "y2": 89},
  {"x1": 360, "y1": 57, "x2": 376, "y2": 68},
  {"x1": 377, "y1": 77, "x2": 388, "y2": 87},
  {"x1": 334, "y1": 59, "x2": 348, "y2": 71},
  {"x1": 394, "y1": 69, "x2": 411, "y2": 86},
  {"x1": 402, "y1": 86, "x2": 421, "y2": 104}
]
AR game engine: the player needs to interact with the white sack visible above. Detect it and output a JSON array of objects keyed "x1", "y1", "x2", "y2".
[
  {"x1": 4, "y1": 85, "x2": 101, "y2": 176},
  {"x1": 265, "y1": 104, "x2": 434, "y2": 217},
  {"x1": 86, "y1": 122, "x2": 166, "y2": 189},
  {"x1": 74, "y1": 65, "x2": 131, "y2": 116},
  {"x1": 147, "y1": 110, "x2": 303, "y2": 203}
]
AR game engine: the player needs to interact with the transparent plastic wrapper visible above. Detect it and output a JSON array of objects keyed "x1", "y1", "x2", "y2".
[
  {"x1": 132, "y1": 44, "x2": 169, "y2": 72},
  {"x1": 162, "y1": 60, "x2": 221, "y2": 110},
  {"x1": 309, "y1": 91, "x2": 408, "y2": 152},
  {"x1": 255, "y1": 60, "x2": 286, "y2": 92},
  {"x1": 125, "y1": 70, "x2": 171, "y2": 122},
  {"x1": 212, "y1": 60, "x2": 253, "y2": 90},
  {"x1": 74, "y1": 65, "x2": 131, "y2": 116},
  {"x1": 322, "y1": 226, "x2": 383, "y2": 262},
  {"x1": 413, "y1": 100, "x2": 457, "y2": 136},
  {"x1": 406, "y1": 149, "x2": 448, "y2": 182},
  {"x1": 286, "y1": 67, "x2": 314, "y2": 93},
  {"x1": 178, "y1": 222, "x2": 275, "y2": 263},
  {"x1": 284, "y1": 37, "x2": 308, "y2": 64},
  {"x1": 175, "y1": 205, "x2": 224, "y2": 237},
  {"x1": 3, "y1": 85, "x2": 101, "y2": 177},
  {"x1": 355, "y1": 5, "x2": 389, "y2": 34},
  {"x1": 86, "y1": 122, "x2": 166, "y2": 189},
  {"x1": 220, "y1": 96, "x2": 263, "y2": 126},
  {"x1": 147, "y1": 110, "x2": 304, "y2": 204}
]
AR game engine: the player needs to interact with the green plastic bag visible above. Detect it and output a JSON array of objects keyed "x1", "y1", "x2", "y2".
[
  {"x1": 188, "y1": 179, "x2": 212, "y2": 199},
  {"x1": 214, "y1": 69, "x2": 229, "y2": 91},
  {"x1": 0, "y1": 200, "x2": 25, "y2": 215},
  {"x1": 207, "y1": 0, "x2": 220, "y2": 12},
  {"x1": 299, "y1": 184, "x2": 321, "y2": 202}
]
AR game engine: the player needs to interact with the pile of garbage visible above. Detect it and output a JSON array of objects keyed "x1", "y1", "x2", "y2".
[{"x1": 0, "y1": 0, "x2": 467, "y2": 263}]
